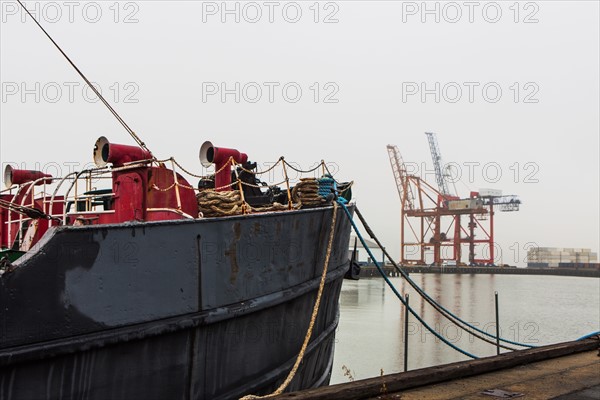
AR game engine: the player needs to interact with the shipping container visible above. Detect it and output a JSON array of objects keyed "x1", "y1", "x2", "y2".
[
  {"x1": 478, "y1": 188, "x2": 502, "y2": 197},
  {"x1": 527, "y1": 262, "x2": 549, "y2": 268},
  {"x1": 447, "y1": 199, "x2": 482, "y2": 210}
]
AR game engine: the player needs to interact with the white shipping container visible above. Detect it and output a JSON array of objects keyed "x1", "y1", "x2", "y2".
[
  {"x1": 541, "y1": 251, "x2": 562, "y2": 256},
  {"x1": 447, "y1": 199, "x2": 483, "y2": 210},
  {"x1": 538, "y1": 247, "x2": 562, "y2": 252},
  {"x1": 526, "y1": 247, "x2": 597, "y2": 263},
  {"x1": 478, "y1": 188, "x2": 502, "y2": 197}
]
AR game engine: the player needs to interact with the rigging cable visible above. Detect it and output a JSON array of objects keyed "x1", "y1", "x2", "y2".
[
  {"x1": 15, "y1": 0, "x2": 150, "y2": 155},
  {"x1": 339, "y1": 202, "x2": 479, "y2": 359},
  {"x1": 352, "y1": 203, "x2": 600, "y2": 350},
  {"x1": 0, "y1": 199, "x2": 60, "y2": 221},
  {"x1": 316, "y1": 165, "x2": 514, "y2": 349},
  {"x1": 353, "y1": 206, "x2": 536, "y2": 350}
]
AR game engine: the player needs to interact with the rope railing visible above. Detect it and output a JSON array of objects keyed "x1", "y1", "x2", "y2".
[
  {"x1": 148, "y1": 157, "x2": 345, "y2": 217},
  {"x1": 236, "y1": 157, "x2": 284, "y2": 175},
  {"x1": 2, "y1": 156, "x2": 344, "y2": 228},
  {"x1": 282, "y1": 159, "x2": 324, "y2": 174}
]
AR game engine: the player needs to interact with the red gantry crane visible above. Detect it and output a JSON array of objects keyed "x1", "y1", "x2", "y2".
[{"x1": 387, "y1": 133, "x2": 520, "y2": 267}]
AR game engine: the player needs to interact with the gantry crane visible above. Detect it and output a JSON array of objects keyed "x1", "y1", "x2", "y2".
[
  {"x1": 388, "y1": 143, "x2": 471, "y2": 265},
  {"x1": 388, "y1": 134, "x2": 521, "y2": 267}
]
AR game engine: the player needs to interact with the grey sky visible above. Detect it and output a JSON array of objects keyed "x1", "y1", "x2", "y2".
[{"x1": 1, "y1": 1, "x2": 598, "y2": 266}]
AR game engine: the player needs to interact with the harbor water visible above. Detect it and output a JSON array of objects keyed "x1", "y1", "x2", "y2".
[{"x1": 331, "y1": 273, "x2": 600, "y2": 384}]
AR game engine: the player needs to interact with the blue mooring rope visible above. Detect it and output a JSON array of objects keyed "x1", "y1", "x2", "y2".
[
  {"x1": 338, "y1": 201, "x2": 479, "y2": 359},
  {"x1": 352, "y1": 205, "x2": 536, "y2": 350},
  {"x1": 339, "y1": 201, "x2": 600, "y2": 356},
  {"x1": 577, "y1": 331, "x2": 600, "y2": 341}
]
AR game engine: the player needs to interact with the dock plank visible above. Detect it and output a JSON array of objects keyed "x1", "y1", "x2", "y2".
[
  {"x1": 391, "y1": 351, "x2": 600, "y2": 400},
  {"x1": 272, "y1": 339, "x2": 599, "y2": 400}
]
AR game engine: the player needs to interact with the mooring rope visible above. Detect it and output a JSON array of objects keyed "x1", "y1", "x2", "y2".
[
  {"x1": 576, "y1": 331, "x2": 600, "y2": 341},
  {"x1": 345, "y1": 205, "x2": 600, "y2": 356},
  {"x1": 339, "y1": 202, "x2": 479, "y2": 359},
  {"x1": 239, "y1": 201, "x2": 339, "y2": 400},
  {"x1": 353, "y1": 207, "x2": 533, "y2": 350}
]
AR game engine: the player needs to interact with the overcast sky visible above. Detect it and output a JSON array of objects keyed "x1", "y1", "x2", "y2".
[{"x1": 1, "y1": 1, "x2": 598, "y2": 266}]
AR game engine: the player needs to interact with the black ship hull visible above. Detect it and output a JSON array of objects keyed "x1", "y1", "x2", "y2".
[{"x1": 0, "y1": 205, "x2": 353, "y2": 399}]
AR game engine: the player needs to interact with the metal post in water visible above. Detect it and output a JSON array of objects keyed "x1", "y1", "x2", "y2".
[
  {"x1": 495, "y1": 291, "x2": 500, "y2": 355},
  {"x1": 404, "y1": 293, "x2": 409, "y2": 372}
]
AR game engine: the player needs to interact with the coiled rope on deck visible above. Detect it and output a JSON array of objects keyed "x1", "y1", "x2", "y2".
[
  {"x1": 240, "y1": 201, "x2": 339, "y2": 400},
  {"x1": 197, "y1": 190, "x2": 246, "y2": 217},
  {"x1": 291, "y1": 178, "x2": 326, "y2": 207}
]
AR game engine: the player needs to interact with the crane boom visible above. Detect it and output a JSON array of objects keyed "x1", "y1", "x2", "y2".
[
  {"x1": 386, "y1": 144, "x2": 415, "y2": 210},
  {"x1": 425, "y1": 132, "x2": 453, "y2": 197}
]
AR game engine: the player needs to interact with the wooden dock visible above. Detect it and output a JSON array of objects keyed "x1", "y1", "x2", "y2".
[{"x1": 273, "y1": 338, "x2": 600, "y2": 400}]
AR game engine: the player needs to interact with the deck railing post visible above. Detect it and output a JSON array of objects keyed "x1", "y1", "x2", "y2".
[
  {"x1": 495, "y1": 291, "x2": 500, "y2": 355},
  {"x1": 404, "y1": 293, "x2": 409, "y2": 372}
]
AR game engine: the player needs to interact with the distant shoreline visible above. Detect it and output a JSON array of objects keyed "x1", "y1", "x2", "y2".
[{"x1": 358, "y1": 265, "x2": 600, "y2": 278}]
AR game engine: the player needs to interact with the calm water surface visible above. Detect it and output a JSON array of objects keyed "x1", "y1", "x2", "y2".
[{"x1": 331, "y1": 273, "x2": 600, "y2": 384}]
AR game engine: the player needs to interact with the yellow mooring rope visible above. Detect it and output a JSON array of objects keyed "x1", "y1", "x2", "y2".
[{"x1": 239, "y1": 201, "x2": 339, "y2": 400}]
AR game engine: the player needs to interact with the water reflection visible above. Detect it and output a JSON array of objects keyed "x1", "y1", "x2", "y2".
[{"x1": 332, "y1": 274, "x2": 600, "y2": 384}]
